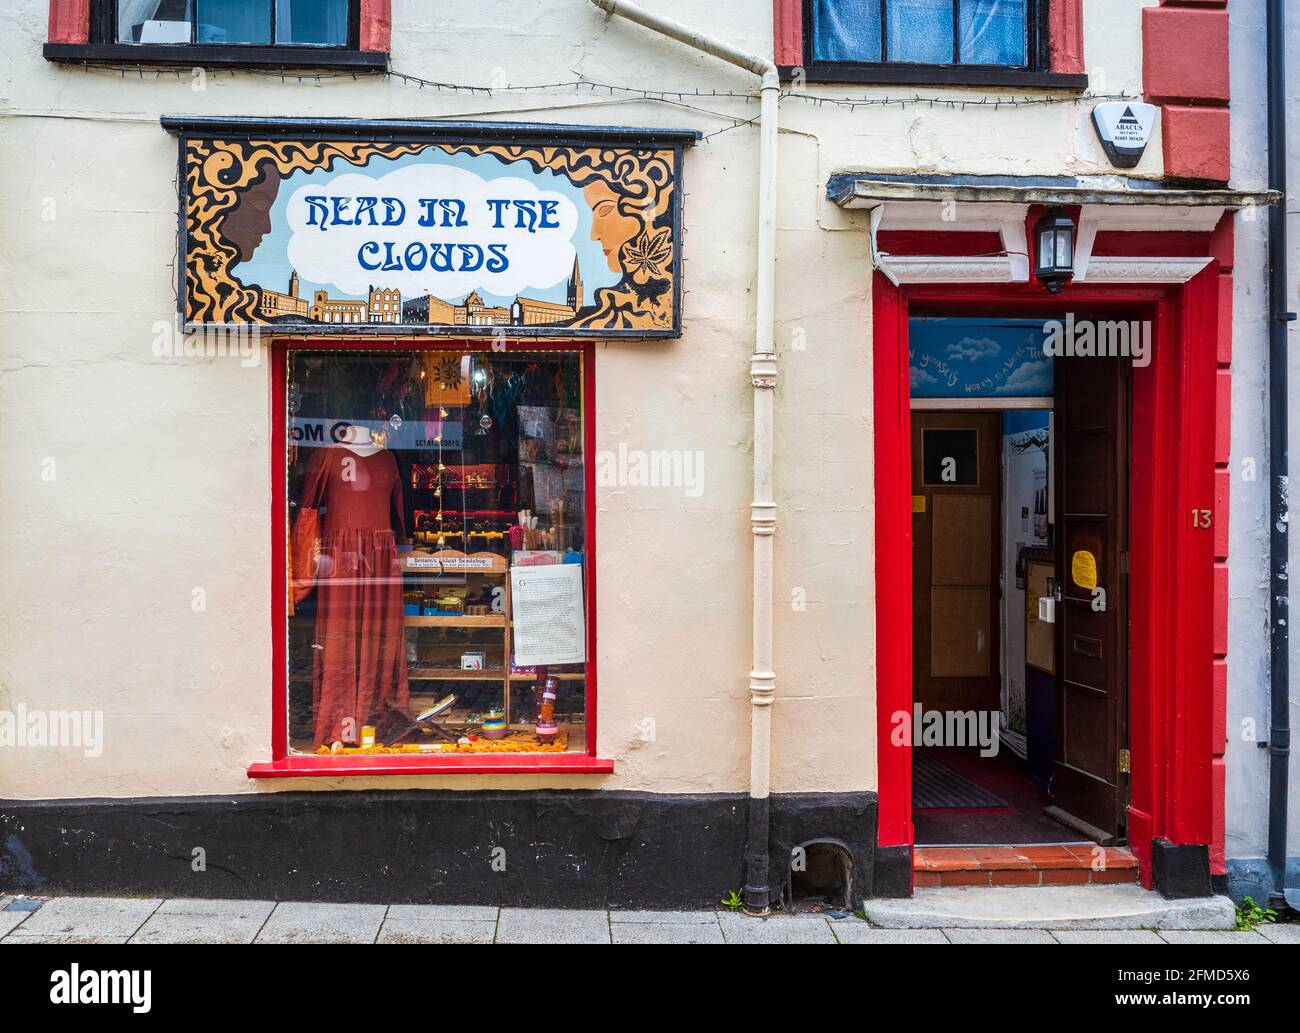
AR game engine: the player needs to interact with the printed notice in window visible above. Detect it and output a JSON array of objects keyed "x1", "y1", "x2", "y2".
[{"x1": 510, "y1": 564, "x2": 587, "y2": 667}]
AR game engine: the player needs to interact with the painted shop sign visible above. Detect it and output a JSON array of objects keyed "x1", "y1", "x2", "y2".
[{"x1": 167, "y1": 118, "x2": 698, "y2": 337}]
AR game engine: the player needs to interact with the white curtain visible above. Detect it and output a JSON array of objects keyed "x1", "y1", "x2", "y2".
[{"x1": 117, "y1": 0, "x2": 167, "y2": 42}]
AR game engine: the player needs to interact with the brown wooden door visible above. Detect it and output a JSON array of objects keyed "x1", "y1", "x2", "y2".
[
  {"x1": 911, "y1": 412, "x2": 1001, "y2": 716},
  {"x1": 1052, "y1": 354, "x2": 1129, "y2": 841}
]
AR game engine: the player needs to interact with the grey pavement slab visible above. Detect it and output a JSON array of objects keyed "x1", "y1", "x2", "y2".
[
  {"x1": 153, "y1": 898, "x2": 276, "y2": 916},
  {"x1": 3, "y1": 933, "x2": 134, "y2": 944},
  {"x1": 611, "y1": 920, "x2": 725, "y2": 944},
  {"x1": 944, "y1": 928, "x2": 1059, "y2": 944},
  {"x1": 0, "y1": 907, "x2": 35, "y2": 938},
  {"x1": 378, "y1": 918, "x2": 496, "y2": 944},
  {"x1": 1157, "y1": 930, "x2": 1268, "y2": 944},
  {"x1": 254, "y1": 902, "x2": 387, "y2": 944},
  {"x1": 1051, "y1": 929, "x2": 1167, "y2": 944},
  {"x1": 718, "y1": 912, "x2": 837, "y2": 944},
  {"x1": 385, "y1": 904, "x2": 499, "y2": 922},
  {"x1": 496, "y1": 908, "x2": 610, "y2": 944},
  {"x1": 130, "y1": 899, "x2": 276, "y2": 944},
  {"x1": 610, "y1": 910, "x2": 718, "y2": 924},
  {"x1": 833, "y1": 926, "x2": 949, "y2": 944},
  {"x1": 1256, "y1": 923, "x2": 1300, "y2": 944},
  {"x1": 864, "y1": 886, "x2": 1237, "y2": 930},
  {"x1": 5, "y1": 896, "x2": 160, "y2": 942}
]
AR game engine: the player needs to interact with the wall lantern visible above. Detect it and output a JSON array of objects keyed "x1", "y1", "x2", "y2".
[{"x1": 1034, "y1": 207, "x2": 1076, "y2": 293}]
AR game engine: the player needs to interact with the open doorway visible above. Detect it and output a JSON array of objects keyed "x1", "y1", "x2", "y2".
[{"x1": 908, "y1": 317, "x2": 1130, "y2": 853}]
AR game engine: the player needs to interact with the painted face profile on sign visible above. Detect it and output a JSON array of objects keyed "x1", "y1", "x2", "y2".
[
  {"x1": 226, "y1": 176, "x2": 280, "y2": 262},
  {"x1": 583, "y1": 179, "x2": 641, "y2": 273}
]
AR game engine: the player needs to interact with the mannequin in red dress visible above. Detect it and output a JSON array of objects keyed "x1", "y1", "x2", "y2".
[{"x1": 295, "y1": 440, "x2": 409, "y2": 746}]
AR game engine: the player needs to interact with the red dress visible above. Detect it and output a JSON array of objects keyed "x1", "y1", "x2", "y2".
[{"x1": 296, "y1": 446, "x2": 409, "y2": 746}]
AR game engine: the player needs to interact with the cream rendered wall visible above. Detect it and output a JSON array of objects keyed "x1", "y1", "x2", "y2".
[{"x1": 0, "y1": 0, "x2": 1151, "y2": 800}]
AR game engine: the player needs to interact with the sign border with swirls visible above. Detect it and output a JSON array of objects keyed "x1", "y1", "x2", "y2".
[{"x1": 166, "y1": 116, "x2": 697, "y2": 338}]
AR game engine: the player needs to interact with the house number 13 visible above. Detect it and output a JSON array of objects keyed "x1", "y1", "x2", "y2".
[{"x1": 1192, "y1": 509, "x2": 1213, "y2": 528}]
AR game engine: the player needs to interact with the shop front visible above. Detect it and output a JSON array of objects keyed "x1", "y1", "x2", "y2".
[
  {"x1": 10, "y1": 1, "x2": 1279, "y2": 916},
  {"x1": 0, "y1": 112, "x2": 880, "y2": 911}
]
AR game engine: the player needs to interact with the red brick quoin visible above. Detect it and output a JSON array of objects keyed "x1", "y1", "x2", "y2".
[{"x1": 1143, "y1": 3, "x2": 1230, "y2": 182}]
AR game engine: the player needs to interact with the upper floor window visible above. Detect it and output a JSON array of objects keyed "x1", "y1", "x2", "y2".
[
  {"x1": 45, "y1": 0, "x2": 387, "y2": 68},
  {"x1": 114, "y1": 0, "x2": 349, "y2": 47},
  {"x1": 797, "y1": 0, "x2": 1085, "y2": 88},
  {"x1": 813, "y1": 0, "x2": 1027, "y2": 67}
]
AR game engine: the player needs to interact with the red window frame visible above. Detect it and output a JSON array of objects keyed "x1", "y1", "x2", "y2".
[{"x1": 249, "y1": 337, "x2": 612, "y2": 778}]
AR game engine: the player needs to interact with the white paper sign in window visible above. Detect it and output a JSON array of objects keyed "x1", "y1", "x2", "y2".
[{"x1": 510, "y1": 564, "x2": 587, "y2": 667}]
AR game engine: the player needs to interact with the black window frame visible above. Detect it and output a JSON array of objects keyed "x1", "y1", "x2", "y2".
[
  {"x1": 790, "y1": 0, "x2": 1088, "y2": 90},
  {"x1": 46, "y1": 0, "x2": 386, "y2": 69}
]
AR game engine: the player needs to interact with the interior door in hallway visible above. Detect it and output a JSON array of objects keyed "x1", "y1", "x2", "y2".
[{"x1": 911, "y1": 412, "x2": 1001, "y2": 717}]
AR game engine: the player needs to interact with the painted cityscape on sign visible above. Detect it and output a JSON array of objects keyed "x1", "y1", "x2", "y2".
[{"x1": 181, "y1": 139, "x2": 682, "y2": 335}]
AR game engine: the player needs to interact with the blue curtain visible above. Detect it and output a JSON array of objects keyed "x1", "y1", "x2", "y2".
[
  {"x1": 812, "y1": 0, "x2": 883, "y2": 63},
  {"x1": 887, "y1": 0, "x2": 954, "y2": 64},
  {"x1": 277, "y1": 0, "x2": 349, "y2": 46},
  {"x1": 196, "y1": 0, "x2": 271, "y2": 43},
  {"x1": 960, "y1": 0, "x2": 1027, "y2": 66}
]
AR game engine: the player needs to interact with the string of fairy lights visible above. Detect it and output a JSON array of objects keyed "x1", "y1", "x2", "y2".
[{"x1": 68, "y1": 61, "x2": 1141, "y2": 141}]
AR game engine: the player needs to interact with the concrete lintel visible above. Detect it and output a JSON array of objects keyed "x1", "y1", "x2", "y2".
[{"x1": 830, "y1": 174, "x2": 1278, "y2": 211}]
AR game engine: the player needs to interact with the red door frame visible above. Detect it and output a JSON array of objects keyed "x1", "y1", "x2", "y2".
[{"x1": 873, "y1": 270, "x2": 1221, "y2": 889}]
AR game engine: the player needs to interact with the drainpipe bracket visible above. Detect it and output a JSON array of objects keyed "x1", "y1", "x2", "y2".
[
  {"x1": 749, "y1": 669, "x2": 776, "y2": 700},
  {"x1": 751, "y1": 353, "x2": 778, "y2": 389}
]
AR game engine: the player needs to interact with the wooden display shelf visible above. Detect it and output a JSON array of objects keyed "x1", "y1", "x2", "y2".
[
  {"x1": 403, "y1": 614, "x2": 504, "y2": 628},
  {"x1": 408, "y1": 667, "x2": 506, "y2": 681},
  {"x1": 400, "y1": 551, "x2": 579, "y2": 727}
]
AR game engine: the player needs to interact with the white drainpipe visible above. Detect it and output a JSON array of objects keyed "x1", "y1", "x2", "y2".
[{"x1": 588, "y1": 0, "x2": 779, "y2": 912}]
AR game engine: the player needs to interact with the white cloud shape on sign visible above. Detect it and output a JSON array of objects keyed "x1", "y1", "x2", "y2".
[
  {"x1": 995, "y1": 359, "x2": 1052, "y2": 396},
  {"x1": 910, "y1": 367, "x2": 940, "y2": 390},
  {"x1": 947, "y1": 336, "x2": 1001, "y2": 362},
  {"x1": 284, "y1": 163, "x2": 580, "y2": 298}
]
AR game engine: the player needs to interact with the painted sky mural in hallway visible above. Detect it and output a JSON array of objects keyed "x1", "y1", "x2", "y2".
[{"x1": 909, "y1": 317, "x2": 1055, "y2": 399}]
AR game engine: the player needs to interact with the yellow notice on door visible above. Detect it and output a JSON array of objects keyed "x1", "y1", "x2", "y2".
[
  {"x1": 1071, "y1": 550, "x2": 1098, "y2": 590},
  {"x1": 912, "y1": 495, "x2": 926, "y2": 513}
]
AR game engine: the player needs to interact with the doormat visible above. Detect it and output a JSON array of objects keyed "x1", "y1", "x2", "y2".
[{"x1": 913, "y1": 754, "x2": 1009, "y2": 810}]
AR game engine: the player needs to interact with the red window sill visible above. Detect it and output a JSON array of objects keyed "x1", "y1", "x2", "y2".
[{"x1": 247, "y1": 754, "x2": 615, "y2": 778}]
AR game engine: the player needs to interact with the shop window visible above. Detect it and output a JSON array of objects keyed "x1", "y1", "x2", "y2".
[
  {"x1": 797, "y1": 0, "x2": 1082, "y2": 87},
  {"x1": 284, "y1": 347, "x2": 590, "y2": 760}
]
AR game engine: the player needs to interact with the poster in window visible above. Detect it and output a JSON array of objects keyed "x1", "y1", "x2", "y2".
[{"x1": 510, "y1": 564, "x2": 587, "y2": 667}]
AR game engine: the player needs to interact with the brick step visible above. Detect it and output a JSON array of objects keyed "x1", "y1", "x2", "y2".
[{"x1": 914, "y1": 846, "x2": 1139, "y2": 888}]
